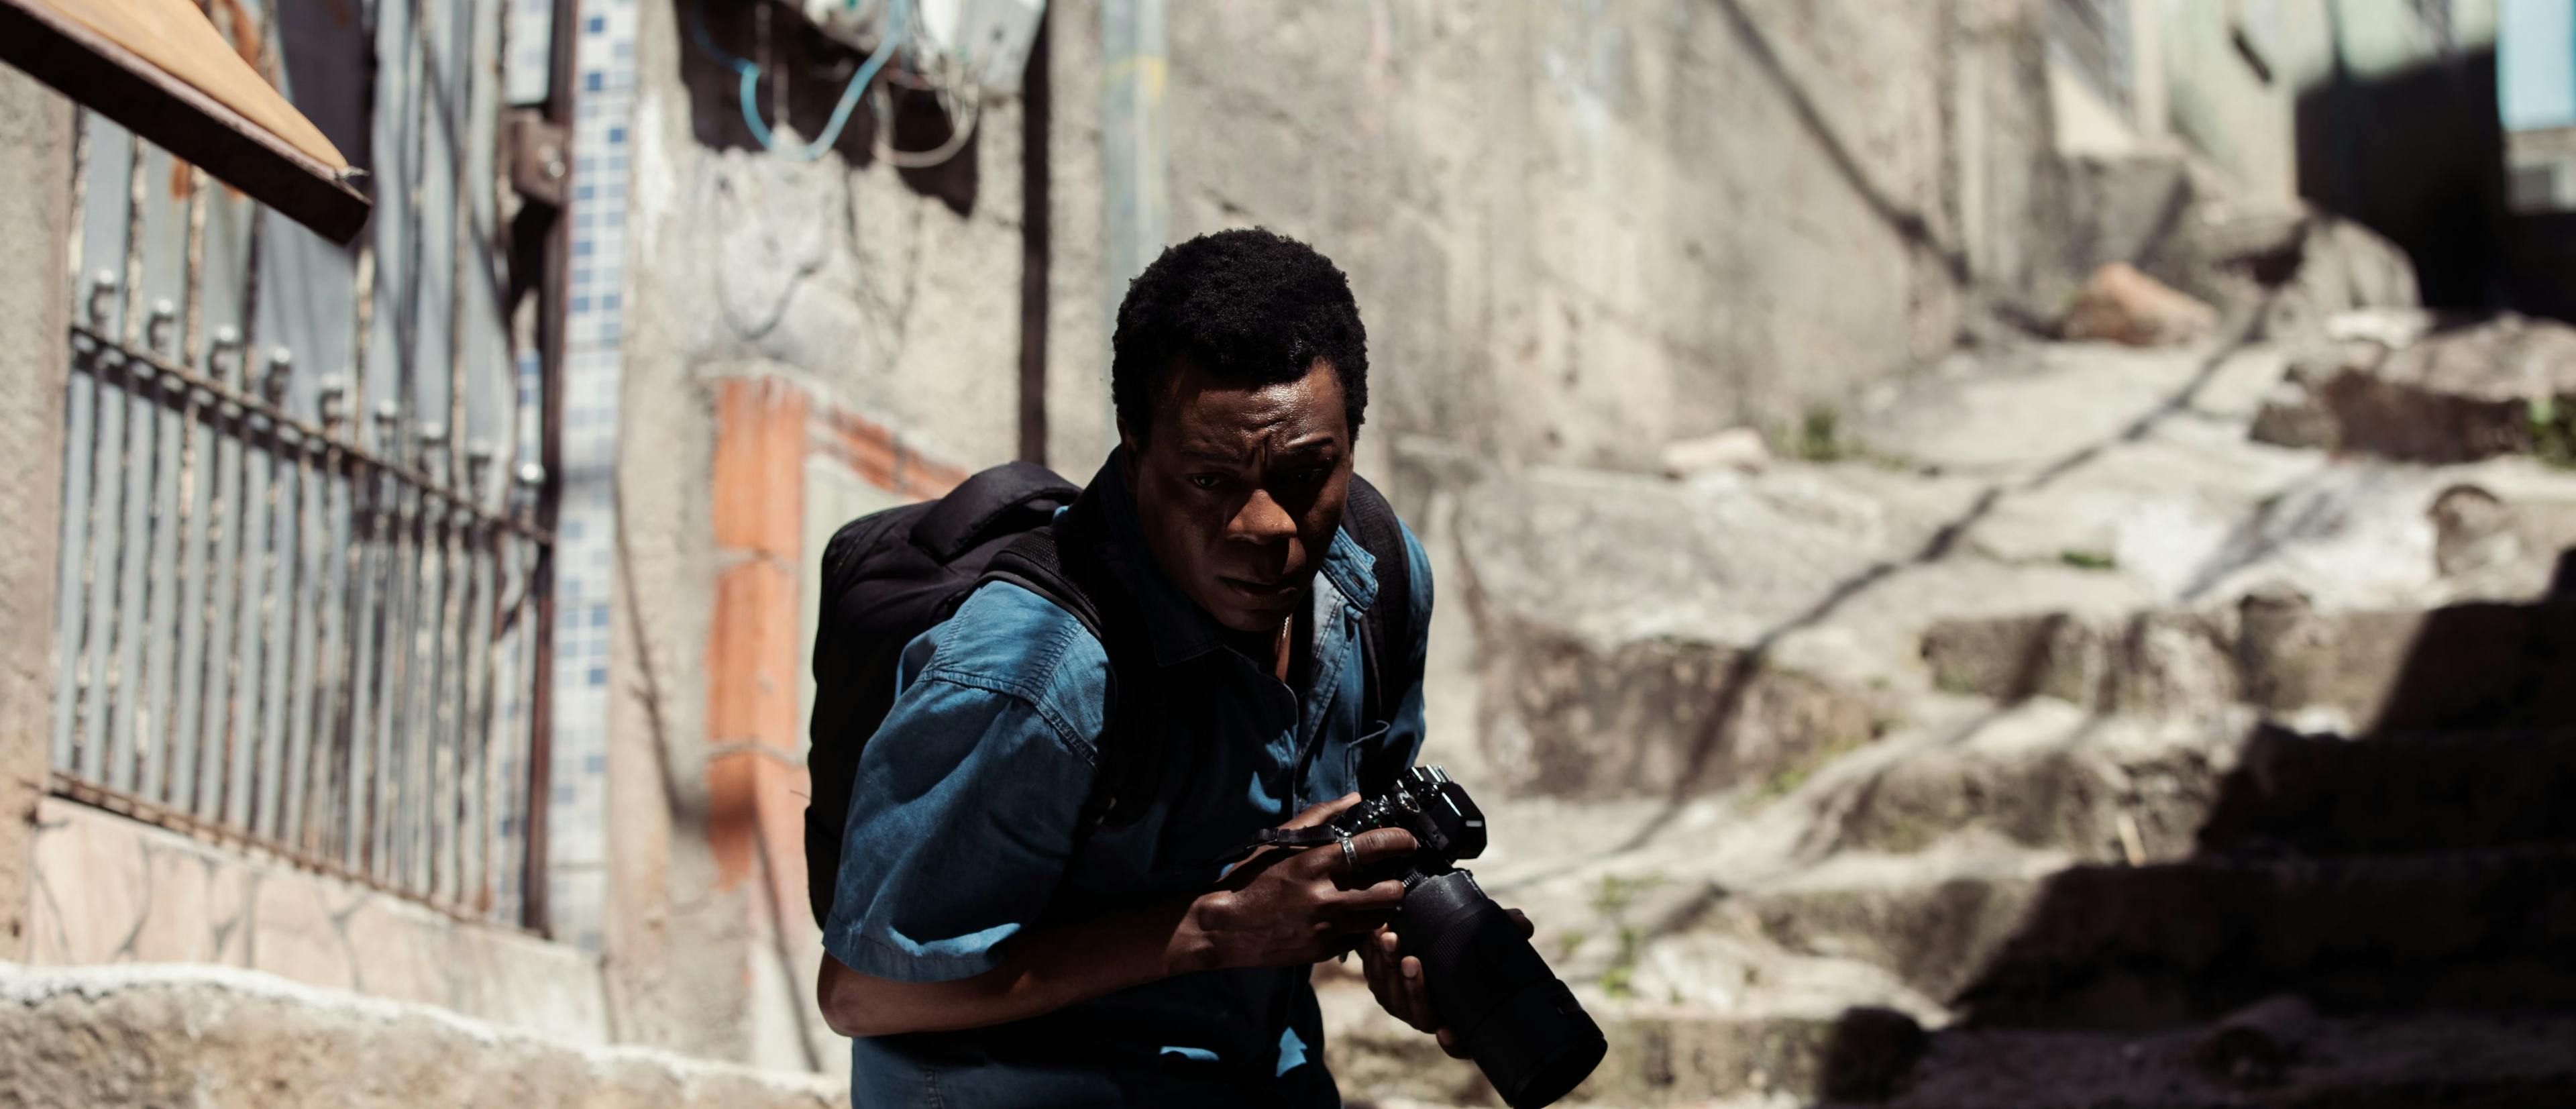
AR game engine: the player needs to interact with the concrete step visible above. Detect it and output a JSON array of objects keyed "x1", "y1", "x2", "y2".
[
  {"x1": 1330, "y1": 982, "x2": 2576, "y2": 1109},
  {"x1": 1860, "y1": 1006, "x2": 2576, "y2": 1109},
  {"x1": 1813, "y1": 713, "x2": 2576, "y2": 862},
  {"x1": 1317, "y1": 976, "x2": 1928, "y2": 1108},
  {"x1": 1919, "y1": 593, "x2": 2576, "y2": 733},
  {"x1": 2197, "y1": 726, "x2": 2576, "y2": 855},
  {"x1": 1739, "y1": 845, "x2": 2576, "y2": 1030}
]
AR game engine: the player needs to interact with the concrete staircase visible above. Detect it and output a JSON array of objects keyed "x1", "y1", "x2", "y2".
[{"x1": 1332, "y1": 317, "x2": 2576, "y2": 1106}]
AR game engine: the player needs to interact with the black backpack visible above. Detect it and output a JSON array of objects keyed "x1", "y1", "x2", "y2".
[{"x1": 802, "y1": 459, "x2": 1419, "y2": 927}]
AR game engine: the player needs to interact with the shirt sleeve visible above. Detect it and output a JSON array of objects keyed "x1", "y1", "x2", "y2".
[
  {"x1": 1386, "y1": 519, "x2": 1436, "y2": 768},
  {"x1": 821, "y1": 586, "x2": 1106, "y2": 984}
]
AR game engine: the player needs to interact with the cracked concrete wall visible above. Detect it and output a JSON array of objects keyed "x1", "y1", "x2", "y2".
[{"x1": 0, "y1": 67, "x2": 72, "y2": 962}]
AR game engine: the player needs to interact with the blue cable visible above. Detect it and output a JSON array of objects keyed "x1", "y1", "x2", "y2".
[{"x1": 685, "y1": 0, "x2": 906, "y2": 162}]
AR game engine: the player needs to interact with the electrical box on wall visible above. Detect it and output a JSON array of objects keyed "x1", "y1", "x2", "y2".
[
  {"x1": 786, "y1": 0, "x2": 1044, "y2": 94},
  {"x1": 918, "y1": 0, "x2": 1045, "y2": 94}
]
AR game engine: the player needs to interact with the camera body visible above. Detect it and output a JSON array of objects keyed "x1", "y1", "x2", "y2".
[
  {"x1": 1326, "y1": 764, "x2": 1487, "y2": 880},
  {"x1": 1328, "y1": 766, "x2": 1606, "y2": 1109}
]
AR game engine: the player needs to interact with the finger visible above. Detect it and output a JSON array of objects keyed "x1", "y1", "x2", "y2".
[
  {"x1": 1283, "y1": 792, "x2": 1363, "y2": 830},
  {"x1": 1360, "y1": 930, "x2": 1396, "y2": 1012},
  {"x1": 1401, "y1": 955, "x2": 1440, "y2": 1033},
  {"x1": 1346, "y1": 827, "x2": 1420, "y2": 867},
  {"x1": 1436, "y1": 1026, "x2": 1472, "y2": 1060},
  {"x1": 1328, "y1": 878, "x2": 1406, "y2": 911},
  {"x1": 1507, "y1": 908, "x2": 1535, "y2": 939}
]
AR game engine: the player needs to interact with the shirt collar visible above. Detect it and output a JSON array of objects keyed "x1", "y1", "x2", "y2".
[{"x1": 1087, "y1": 450, "x2": 1381, "y2": 668}]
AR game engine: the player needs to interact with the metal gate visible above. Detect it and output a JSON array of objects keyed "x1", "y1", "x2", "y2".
[{"x1": 47, "y1": 0, "x2": 555, "y2": 927}]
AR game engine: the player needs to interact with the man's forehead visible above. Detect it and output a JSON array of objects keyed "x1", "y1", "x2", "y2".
[{"x1": 1158, "y1": 362, "x2": 1346, "y2": 454}]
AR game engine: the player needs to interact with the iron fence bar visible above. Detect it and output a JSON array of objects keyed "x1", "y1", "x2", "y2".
[
  {"x1": 55, "y1": 328, "x2": 103, "y2": 780},
  {"x1": 153, "y1": 164, "x2": 212, "y2": 810},
  {"x1": 97, "y1": 133, "x2": 150, "y2": 792},
  {"x1": 248, "y1": 351, "x2": 290, "y2": 838},
  {"x1": 368, "y1": 405, "x2": 404, "y2": 884},
  {"x1": 459, "y1": 507, "x2": 494, "y2": 908},
  {"x1": 413, "y1": 427, "x2": 453, "y2": 894},
  {"x1": 135, "y1": 295, "x2": 184, "y2": 806},
  {"x1": 216, "y1": 197, "x2": 269, "y2": 830}
]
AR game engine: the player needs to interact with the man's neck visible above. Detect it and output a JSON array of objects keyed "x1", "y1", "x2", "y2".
[{"x1": 1217, "y1": 600, "x2": 1307, "y2": 685}]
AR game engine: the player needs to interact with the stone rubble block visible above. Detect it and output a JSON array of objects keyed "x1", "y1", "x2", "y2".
[
  {"x1": 2251, "y1": 313, "x2": 2576, "y2": 463},
  {"x1": 1456, "y1": 464, "x2": 1901, "y2": 799},
  {"x1": 2060, "y1": 263, "x2": 2218, "y2": 348},
  {"x1": 1480, "y1": 627, "x2": 1891, "y2": 800},
  {"x1": 1810, "y1": 711, "x2": 2240, "y2": 863},
  {"x1": 0, "y1": 963, "x2": 847, "y2": 1109}
]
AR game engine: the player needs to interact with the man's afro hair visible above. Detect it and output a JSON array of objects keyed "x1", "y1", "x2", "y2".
[{"x1": 1112, "y1": 227, "x2": 1368, "y2": 441}]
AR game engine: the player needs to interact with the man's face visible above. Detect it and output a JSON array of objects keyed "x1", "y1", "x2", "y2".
[{"x1": 1123, "y1": 358, "x2": 1353, "y2": 633}]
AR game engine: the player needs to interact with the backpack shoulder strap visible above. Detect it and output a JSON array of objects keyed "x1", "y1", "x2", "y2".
[
  {"x1": 1342, "y1": 474, "x2": 1419, "y2": 748},
  {"x1": 981, "y1": 504, "x2": 1161, "y2": 831}
]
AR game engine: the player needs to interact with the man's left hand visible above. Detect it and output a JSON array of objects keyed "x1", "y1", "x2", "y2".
[{"x1": 1356, "y1": 909, "x2": 1534, "y2": 1059}]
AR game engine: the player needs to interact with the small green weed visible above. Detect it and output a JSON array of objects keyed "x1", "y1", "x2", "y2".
[{"x1": 2058, "y1": 548, "x2": 2118, "y2": 571}]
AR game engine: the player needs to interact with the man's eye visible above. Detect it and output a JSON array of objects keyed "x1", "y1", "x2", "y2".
[{"x1": 1187, "y1": 474, "x2": 1224, "y2": 490}]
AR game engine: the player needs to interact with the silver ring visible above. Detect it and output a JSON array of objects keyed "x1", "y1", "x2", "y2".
[{"x1": 1337, "y1": 829, "x2": 1359, "y2": 874}]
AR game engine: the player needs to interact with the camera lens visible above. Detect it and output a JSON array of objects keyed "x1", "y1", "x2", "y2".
[{"x1": 1399, "y1": 872, "x2": 1608, "y2": 1108}]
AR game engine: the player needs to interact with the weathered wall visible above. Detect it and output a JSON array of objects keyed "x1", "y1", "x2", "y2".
[
  {"x1": 0, "y1": 67, "x2": 72, "y2": 962},
  {"x1": 606, "y1": 0, "x2": 1031, "y2": 1066},
  {"x1": 1157, "y1": 0, "x2": 1970, "y2": 472},
  {"x1": 20, "y1": 800, "x2": 610, "y2": 1043},
  {"x1": 0, "y1": 963, "x2": 845, "y2": 1109}
]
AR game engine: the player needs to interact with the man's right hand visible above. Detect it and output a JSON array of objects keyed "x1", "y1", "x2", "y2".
[{"x1": 1184, "y1": 792, "x2": 1415, "y2": 971}]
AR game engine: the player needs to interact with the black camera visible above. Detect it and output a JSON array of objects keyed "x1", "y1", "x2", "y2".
[{"x1": 1330, "y1": 766, "x2": 1608, "y2": 1109}]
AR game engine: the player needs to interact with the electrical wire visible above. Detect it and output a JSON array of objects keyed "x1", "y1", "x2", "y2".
[
  {"x1": 875, "y1": 78, "x2": 981, "y2": 168},
  {"x1": 684, "y1": 0, "x2": 912, "y2": 162}
]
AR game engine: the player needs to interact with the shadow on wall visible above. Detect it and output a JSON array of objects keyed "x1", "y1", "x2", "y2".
[
  {"x1": 2294, "y1": 44, "x2": 2576, "y2": 323},
  {"x1": 676, "y1": 0, "x2": 979, "y2": 216}
]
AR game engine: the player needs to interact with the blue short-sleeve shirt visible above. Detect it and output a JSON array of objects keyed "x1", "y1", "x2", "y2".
[{"x1": 824, "y1": 456, "x2": 1435, "y2": 1108}]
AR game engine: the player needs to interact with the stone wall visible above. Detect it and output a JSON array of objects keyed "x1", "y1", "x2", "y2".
[
  {"x1": 0, "y1": 963, "x2": 845, "y2": 1109},
  {"x1": 20, "y1": 800, "x2": 611, "y2": 1045}
]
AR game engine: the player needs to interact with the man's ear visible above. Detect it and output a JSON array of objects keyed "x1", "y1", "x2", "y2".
[{"x1": 1117, "y1": 418, "x2": 1141, "y2": 484}]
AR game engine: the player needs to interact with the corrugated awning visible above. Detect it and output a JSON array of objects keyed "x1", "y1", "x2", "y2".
[{"x1": 0, "y1": 0, "x2": 370, "y2": 244}]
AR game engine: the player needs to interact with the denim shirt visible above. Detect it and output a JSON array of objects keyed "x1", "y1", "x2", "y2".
[{"x1": 824, "y1": 456, "x2": 1434, "y2": 1108}]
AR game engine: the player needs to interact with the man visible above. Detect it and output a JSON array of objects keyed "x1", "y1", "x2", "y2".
[{"x1": 814, "y1": 228, "x2": 1515, "y2": 1104}]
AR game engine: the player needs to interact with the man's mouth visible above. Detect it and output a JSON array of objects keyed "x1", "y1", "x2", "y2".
[{"x1": 1219, "y1": 575, "x2": 1298, "y2": 600}]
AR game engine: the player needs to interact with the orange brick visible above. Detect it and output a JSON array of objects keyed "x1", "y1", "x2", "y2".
[
  {"x1": 704, "y1": 557, "x2": 802, "y2": 892},
  {"x1": 829, "y1": 411, "x2": 900, "y2": 490},
  {"x1": 712, "y1": 378, "x2": 809, "y2": 560}
]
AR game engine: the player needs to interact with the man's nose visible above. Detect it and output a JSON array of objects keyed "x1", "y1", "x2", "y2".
[{"x1": 1230, "y1": 488, "x2": 1299, "y2": 544}]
